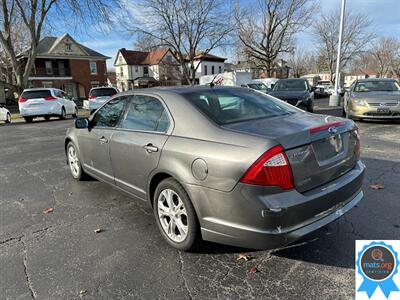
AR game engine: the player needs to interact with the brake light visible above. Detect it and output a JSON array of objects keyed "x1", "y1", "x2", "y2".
[
  {"x1": 89, "y1": 95, "x2": 96, "y2": 100},
  {"x1": 354, "y1": 129, "x2": 361, "y2": 159},
  {"x1": 240, "y1": 145, "x2": 294, "y2": 190},
  {"x1": 309, "y1": 121, "x2": 344, "y2": 133},
  {"x1": 44, "y1": 96, "x2": 57, "y2": 100},
  {"x1": 19, "y1": 97, "x2": 28, "y2": 103}
]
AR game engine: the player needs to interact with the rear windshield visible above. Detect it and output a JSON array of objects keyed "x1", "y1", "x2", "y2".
[
  {"x1": 182, "y1": 88, "x2": 298, "y2": 125},
  {"x1": 354, "y1": 80, "x2": 400, "y2": 92},
  {"x1": 273, "y1": 80, "x2": 307, "y2": 91},
  {"x1": 90, "y1": 88, "x2": 117, "y2": 97},
  {"x1": 21, "y1": 90, "x2": 52, "y2": 99}
]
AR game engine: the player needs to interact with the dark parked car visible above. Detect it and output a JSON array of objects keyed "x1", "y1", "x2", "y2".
[
  {"x1": 269, "y1": 78, "x2": 314, "y2": 112},
  {"x1": 65, "y1": 86, "x2": 364, "y2": 251}
]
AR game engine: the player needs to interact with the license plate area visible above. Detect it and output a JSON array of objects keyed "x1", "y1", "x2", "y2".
[{"x1": 312, "y1": 134, "x2": 344, "y2": 162}]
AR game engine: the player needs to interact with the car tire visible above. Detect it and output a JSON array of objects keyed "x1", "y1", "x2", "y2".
[
  {"x1": 297, "y1": 103, "x2": 308, "y2": 111},
  {"x1": 24, "y1": 116, "x2": 33, "y2": 123},
  {"x1": 72, "y1": 108, "x2": 78, "y2": 118},
  {"x1": 44, "y1": 116, "x2": 51, "y2": 121},
  {"x1": 67, "y1": 142, "x2": 87, "y2": 181},
  {"x1": 154, "y1": 178, "x2": 201, "y2": 251},
  {"x1": 5, "y1": 113, "x2": 11, "y2": 123},
  {"x1": 59, "y1": 107, "x2": 66, "y2": 120}
]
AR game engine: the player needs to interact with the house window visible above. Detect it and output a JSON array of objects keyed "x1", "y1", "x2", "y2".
[
  {"x1": 218, "y1": 66, "x2": 222, "y2": 73},
  {"x1": 43, "y1": 81, "x2": 52, "y2": 88},
  {"x1": 204, "y1": 65, "x2": 207, "y2": 75},
  {"x1": 211, "y1": 66, "x2": 215, "y2": 75},
  {"x1": 135, "y1": 66, "x2": 138, "y2": 72},
  {"x1": 143, "y1": 66, "x2": 149, "y2": 76},
  {"x1": 166, "y1": 55, "x2": 172, "y2": 62},
  {"x1": 45, "y1": 61, "x2": 53, "y2": 75},
  {"x1": 65, "y1": 43, "x2": 72, "y2": 52},
  {"x1": 119, "y1": 56, "x2": 123, "y2": 63},
  {"x1": 120, "y1": 67, "x2": 124, "y2": 77},
  {"x1": 91, "y1": 81, "x2": 99, "y2": 88},
  {"x1": 90, "y1": 61, "x2": 97, "y2": 75}
]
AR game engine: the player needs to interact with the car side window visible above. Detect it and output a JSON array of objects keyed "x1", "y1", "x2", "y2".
[
  {"x1": 93, "y1": 97, "x2": 126, "y2": 128},
  {"x1": 120, "y1": 95, "x2": 169, "y2": 132}
]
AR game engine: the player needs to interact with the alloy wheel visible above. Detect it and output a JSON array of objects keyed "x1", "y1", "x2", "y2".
[
  {"x1": 157, "y1": 189, "x2": 188, "y2": 243},
  {"x1": 68, "y1": 145, "x2": 80, "y2": 178}
]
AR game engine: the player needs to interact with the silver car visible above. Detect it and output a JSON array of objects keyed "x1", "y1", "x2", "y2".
[{"x1": 65, "y1": 87, "x2": 365, "y2": 251}]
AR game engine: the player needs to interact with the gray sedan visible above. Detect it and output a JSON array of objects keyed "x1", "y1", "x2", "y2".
[{"x1": 65, "y1": 86, "x2": 365, "y2": 251}]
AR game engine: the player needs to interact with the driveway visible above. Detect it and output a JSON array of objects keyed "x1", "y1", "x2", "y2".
[{"x1": 0, "y1": 117, "x2": 399, "y2": 299}]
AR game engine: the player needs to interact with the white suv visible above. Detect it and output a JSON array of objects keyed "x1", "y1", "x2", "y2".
[
  {"x1": 19, "y1": 88, "x2": 78, "y2": 123},
  {"x1": 83, "y1": 87, "x2": 118, "y2": 113}
]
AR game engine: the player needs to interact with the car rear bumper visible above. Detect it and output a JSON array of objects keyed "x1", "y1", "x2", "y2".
[
  {"x1": 19, "y1": 103, "x2": 61, "y2": 117},
  {"x1": 186, "y1": 160, "x2": 365, "y2": 249},
  {"x1": 83, "y1": 100, "x2": 107, "y2": 111}
]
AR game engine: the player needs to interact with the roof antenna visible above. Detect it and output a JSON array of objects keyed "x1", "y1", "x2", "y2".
[{"x1": 209, "y1": 75, "x2": 218, "y2": 87}]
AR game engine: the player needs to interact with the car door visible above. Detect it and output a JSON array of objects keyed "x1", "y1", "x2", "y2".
[
  {"x1": 78, "y1": 97, "x2": 127, "y2": 183},
  {"x1": 110, "y1": 94, "x2": 172, "y2": 199}
]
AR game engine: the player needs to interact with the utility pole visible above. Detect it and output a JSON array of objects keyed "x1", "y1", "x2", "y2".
[{"x1": 329, "y1": 0, "x2": 346, "y2": 106}]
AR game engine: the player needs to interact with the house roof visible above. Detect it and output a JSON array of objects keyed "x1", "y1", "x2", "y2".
[
  {"x1": 117, "y1": 48, "x2": 172, "y2": 65},
  {"x1": 191, "y1": 52, "x2": 226, "y2": 62},
  {"x1": 350, "y1": 68, "x2": 377, "y2": 76},
  {"x1": 20, "y1": 33, "x2": 109, "y2": 59}
]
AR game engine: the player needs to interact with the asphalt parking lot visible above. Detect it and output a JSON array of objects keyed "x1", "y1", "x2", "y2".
[{"x1": 1, "y1": 111, "x2": 399, "y2": 299}]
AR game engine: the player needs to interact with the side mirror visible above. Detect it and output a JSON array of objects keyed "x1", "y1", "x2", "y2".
[
  {"x1": 270, "y1": 84, "x2": 275, "y2": 90},
  {"x1": 75, "y1": 117, "x2": 89, "y2": 129}
]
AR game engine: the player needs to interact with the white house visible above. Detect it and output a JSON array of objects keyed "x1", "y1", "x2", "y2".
[
  {"x1": 344, "y1": 68, "x2": 377, "y2": 87},
  {"x1": 189, "y1": 52, "x2": 226, "y2": 83},
  {"x1": 114, "y1": 48, "x2": 181, "y2": 91}
]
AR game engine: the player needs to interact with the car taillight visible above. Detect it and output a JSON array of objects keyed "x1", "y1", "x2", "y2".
[
  {"x1": 354, "y1": 129, "x2": 361, "y2": 159},
  {"x1": 240, "y1": 145, "x2": 294, "y2": 190},
  {"x1": 89, "y1": 95, "x2": 96, "y2": 100},
  {"x1": 19, "y1": 97, "x2": 28, "y2": 103},
  {"x1": 44, "y1": 96, "x2": 57, "y2": 100}
]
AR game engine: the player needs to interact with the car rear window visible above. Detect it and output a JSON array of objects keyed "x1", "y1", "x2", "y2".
[
  {"x1": 90, "y1": 88, "x2": 117, "y2": 97},
  {"x1": 182, "y1": 88, "x2": 298, "y2": 125},
  {"x1": 21, "y1": 90, "x2": 52, "y2": 99}
]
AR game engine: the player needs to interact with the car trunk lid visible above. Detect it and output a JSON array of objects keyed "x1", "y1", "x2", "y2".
[{"x1": 223, "y1": 112, "x2": 359, "y2": 193}]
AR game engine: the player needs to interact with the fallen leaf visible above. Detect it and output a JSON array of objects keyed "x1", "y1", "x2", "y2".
[
  {"x1": 43, "y1": 208, "x2": 54, "y2": 214},
  {"x1": 94, "y1": 228, "x2": 103, "y2": 234},
  {"x1": 249, "y1": 267, "x2": 258, "y2": 273},
  {"x1": 236, "y1": 253, "x2": 251, "y2": 262},
  {"x1": 370, "y1": 183, "x2": 384, "y2": 190},
  {"x1": 79, "y1": 289, "x2": 87, "y2": 295}
]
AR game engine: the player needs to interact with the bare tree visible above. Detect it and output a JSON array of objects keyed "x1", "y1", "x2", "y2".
[
  {"x1": 369, "y1": 37, "x2": 400, "y2": 77},
  {"x1": 314, "y1": 11, "x2": 375, "y2": 83},
  {"x1": 287, "y1": 49, "x2": 315, "y2": 78},
  {"x1": 235, "y1": 0, "x2": 314, "y2": 77},
  {"x1": 133, "y1": 33, "x2": 161, "y2": 51},
  {"x1": 124, "y1": 0, "x2": 233, "y2": 85},
  {"x1": 0, "y1": 0, "x2": 120, "y2": 94}
]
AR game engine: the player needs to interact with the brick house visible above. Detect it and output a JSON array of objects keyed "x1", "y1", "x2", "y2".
[
  {"x1": 19, "y1": 33, "x2": 110, "y2": 99},
  {"x1": 114, "y1": 48, "x2": 181, "y2": 91}
]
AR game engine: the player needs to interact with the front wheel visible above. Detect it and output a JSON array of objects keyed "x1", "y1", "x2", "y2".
[
  {"x1": 154, "y1": 178, "x2": 201, "y2": 251},
  {"x1": 5, "y1": 113, "x2": 11, "y2": 123},
  {"x1": 67, "y1": 142, "x2": 87, "y2": 180}
]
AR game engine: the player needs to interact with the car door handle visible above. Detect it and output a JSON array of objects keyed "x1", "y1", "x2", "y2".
[
  {"x1": 99, "y1": 137, "x2": 109, "y2": 144},
  {"x1": 144, "y1": 143, "x2": 158, "y2": 153}
]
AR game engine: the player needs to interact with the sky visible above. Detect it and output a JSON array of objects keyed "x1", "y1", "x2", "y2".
[{"x1": 49, "y1": 0, "x2": 400, "y2": 70}]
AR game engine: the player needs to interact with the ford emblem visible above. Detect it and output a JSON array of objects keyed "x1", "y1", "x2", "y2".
[{"x1": 328, "y1": 126, "x2": 338, "y2": 134}]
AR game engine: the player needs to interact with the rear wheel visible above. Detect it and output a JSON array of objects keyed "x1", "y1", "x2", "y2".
[
  {"x1": 67, "y1": 142, "x2": 87, "y2": 180},
  {"x1": 5, "y1": 113, "x2": 11, "y2": 123},
  {"x1": 59, "y1": 107, "x2": 66, "y2": 120},
  {"x1": 154, "y1": 178, "x2": 201, "y2": 251},
  {"x1": 24, "y1": 116, "x2": 33, "y2": 123}
]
